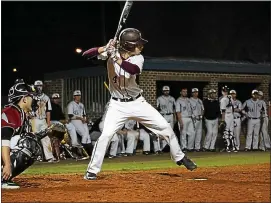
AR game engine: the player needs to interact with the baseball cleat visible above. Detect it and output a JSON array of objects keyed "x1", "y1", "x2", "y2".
[
  {"x1": 177, "y1": 156, "x2": 197, "y2": 171},
  {"x1": 84, "y1": 172, "x2": 97, "y2": 180},
  {"x1": 1, "y1": 181, "x2": 20, "y2": 189}
]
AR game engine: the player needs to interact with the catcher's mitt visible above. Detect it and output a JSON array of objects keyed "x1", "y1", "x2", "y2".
[{"x1": 218, "y1": 121, "x2": 226, "y2": 134}]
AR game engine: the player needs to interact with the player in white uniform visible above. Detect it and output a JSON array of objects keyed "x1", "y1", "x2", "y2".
[
  {"x1": 31, "y1": 80, "x2": 55, "y2": 162},
  {"x1": 258, "y1": 91, "x2": 271, "y2": 151},
  {"x1": 157, "y1": 86, "x2": 176, "y2": 129},
  {"x1": 189, "y1": 88, "x2": 204, "y2": 152},
  {"x1": 229, "y1": 90, "x2": 242, "y2": 151},
  {"x1": 82, "y1": 28, "x2": 196, "y2": 180},
  {"x1": 242, "y1": 90, "x2": 265, "y2": 151},
  {"x1": 175, "y1": 88, "x2": 194, "y2": 152},
  {"x1": 220, "y1": 86, "x2": 237, "y2": 152},
  {"x1": 67, "y1": 90, "x2": 92, "y2": 154}
]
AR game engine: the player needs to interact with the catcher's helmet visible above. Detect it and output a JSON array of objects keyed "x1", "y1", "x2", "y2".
[
  {"x1": 222, "y1": 86, "x2": 229, "y2": 92},
  {"x1": 119, "y1": 28, "x2": 148, "y2": 52},
  {"x1": 8, "y1": 79, "x2": 36, "y2": 103}
]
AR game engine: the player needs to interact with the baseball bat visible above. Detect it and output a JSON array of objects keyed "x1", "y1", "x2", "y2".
[
  {"x1": 113, "y1": 0, "x2": 133, "y2": 42},
  {"x1": 104, "y1": 81, "x2": 109, "y2": 91}
]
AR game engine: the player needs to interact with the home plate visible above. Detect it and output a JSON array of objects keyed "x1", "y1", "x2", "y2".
[{"x1": 187, "y1": 178, "x2": 208, "y2": 181}]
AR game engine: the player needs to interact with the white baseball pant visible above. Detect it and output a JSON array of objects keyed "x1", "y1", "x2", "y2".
[
  {"x1": 203, "y1": 118, "x2": 218, "y2": 150},
  {"x1": 259, "y1": 117, "x2": 271, "y2": 150},
  {"x1": 233, "y1": 118, "x2": 241, "y2": 150},
  {"x1": 163, "y1": 114, "x2": 174, "y2": 129},
  {"x1": 90, "y1": 131, "x2": 119, "y2": 156},
  {"x1": 246, "y1": 118, "x2": 261, "y2": 149},
  {"x1": 87, "y1": 97, "x2": 185, "y2": 174},
  {"x1": 133, "y1": 129, "x2": 151, "y2": 152},
  {"x1": 189, "y1": 119, "x2": 202, "y2": 150},
  {"x1": 71, "y1": 120, "x2": 91, "y2": 144},
  {"x1": 179, "y1": 117, "x2": 195, "y2": 150},
  {"x1": 31, "y1": 118, "x2": 54, "y2": 161},
  {"x1": 152, "y1": 134, "x2": 168, "y2": 152},
  {"x1": 118, "y1": 130, "x2": 136, "y2": 154}
]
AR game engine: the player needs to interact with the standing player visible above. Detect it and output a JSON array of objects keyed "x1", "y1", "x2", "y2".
[
  {"x1": 220, "y1": 86, "x2": 237, "y2": 152},
  {"x1": 203, "y1": 89, "x2": 220, "y2": 152},
  {"x1": 257, "y1": 91, "x2": 270, "y2": 151},
  {"x1": 157, "y1": 86, "x2": 176, "y2": 129},
  {"x1": 189, "y1": 88, "x2": 204, "y2": 152},
  {"x1": 242, "y1": 90, "x2": 264, "y2": 151},
  {"x1": 67, "y1": 90, "x2": 92, "y2": 155},
  {"x1": 82, "y1": 28, "x2": 197, "y2": 180},
  {"x1": 175, "y1": 88, "x2": 194, "y2": 152},
  {"x1": 229, "y1": 90, "x2": 242, "y2": 151},
  {"x1": 32, "y1": 80, "x2": 55, "y2": 162}
]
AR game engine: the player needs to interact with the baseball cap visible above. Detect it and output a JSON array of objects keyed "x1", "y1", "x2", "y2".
[
  {"x1": 192, "y1": 88, "x2": 199, "y2": 93},
  {"x1": 252, "y1": 90, "x2": 259, "y2": 94},
  {"x1": 258, "y1": 91, "x2": 263, "y2": 96},
  {"x1": 34, "y1": 80, "x2": 43, "y2": 86},
  {"x1": 222, "y1": 86, "x2": 229, "y2": 92},
  {"x1": 229, "y1": 90, "x2": 236, "y2": 94},
  {"x1": 208, "y1": 89, "x2": 216, "y2": 94},
  {"x1": 73, "y1": 90, "x2": 81, "y2": 96},
  {"x1": 52, "y1": 93, "x2": 60, "y2": 98},
  {"x1": 162, "y1": 86, "x2": 170, "y2": 91}
]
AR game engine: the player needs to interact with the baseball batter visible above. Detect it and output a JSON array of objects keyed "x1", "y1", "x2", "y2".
[
  {"x1": 242, "y1": 90, "x2": 264, "y2": 151},
  {"x1": 67, "y1": 90, "x2": 92, "y2": 153},
  {"x1": 229, "y1": 90, "x2": 242, "y2": 151},
  {"x1": 220, "y1": 86, "x2": 237, "y2": 152},
  {"x1": 31, "y1": 80, "x2": 55, "y2": 162},
  {"x1": 176, "y1": 88, "x2": 194, "y2": 152},
  {"x1": 258, "y1": 91, "x2": 271, "y2": 151},
  {"x1": 189, "y1": 88, "x2": 204, "y2": 151},
  {"x1": 157, "y1": 86, "x2": 176, "y2": 129},
  {"x1": 82, "y1": 28, "x2": 197, "y2": 180}
]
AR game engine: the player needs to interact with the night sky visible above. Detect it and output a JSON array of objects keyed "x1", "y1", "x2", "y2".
[{"x1": 1, "y1": 1, "x2": 270, "y2": 95}]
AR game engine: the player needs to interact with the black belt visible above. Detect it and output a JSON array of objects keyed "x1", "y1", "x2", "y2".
[
  {"x1": 112, "y1": 94, "x2": 141, "y2": 102},
  {"x1": 248, "y1": 117, "x2": 260, "y2": 120},
  {"x1": 162, "y1": 113, "x2": 173, "y2": 116},
  {"x1": 234, "y1": 117, "x2": 240, "y2": 119}
]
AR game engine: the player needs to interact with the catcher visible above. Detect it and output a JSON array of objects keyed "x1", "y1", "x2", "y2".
[{"x1": 1, "y1": 79, "x2": 52, "y2": 189}]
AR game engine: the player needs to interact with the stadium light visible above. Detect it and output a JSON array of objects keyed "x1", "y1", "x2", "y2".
[{"x1": 76, "y1": 48, "x2": 82, "y2": 54}]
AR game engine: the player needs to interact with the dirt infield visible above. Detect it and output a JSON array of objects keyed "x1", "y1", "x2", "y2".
[{"x1": 2, "y1": 163, "x2": 270, "y2": 202}]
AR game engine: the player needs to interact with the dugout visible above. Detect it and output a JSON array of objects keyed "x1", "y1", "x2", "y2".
[{"x1": 43, "y1": 57, "x2": 271, "y2": 119}]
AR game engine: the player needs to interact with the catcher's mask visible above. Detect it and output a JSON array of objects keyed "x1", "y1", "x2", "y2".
[
  {"x1": 119, "y1": 28, "x2": 148, "y2": 52},
  {"x1": 8, "y1": 79, "x2": 37, "y2": 103}
]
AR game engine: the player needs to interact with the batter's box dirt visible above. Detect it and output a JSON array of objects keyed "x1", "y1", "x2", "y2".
[{"x1": 2, "y1": 163, "x2": 270, "y2": 202}]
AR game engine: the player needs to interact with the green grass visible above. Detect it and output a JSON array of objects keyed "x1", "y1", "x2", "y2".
[{"x1": 22, "y1": 152, "x2": 270, "y2": 175}]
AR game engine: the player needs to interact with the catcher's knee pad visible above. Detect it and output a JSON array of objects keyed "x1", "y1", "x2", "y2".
[
  {"x1": 9, "y1": 134, "x2": 43, "y2": 180},
  {"x1": 9, "y1": 149, "x2": 35, "y2": 180}
]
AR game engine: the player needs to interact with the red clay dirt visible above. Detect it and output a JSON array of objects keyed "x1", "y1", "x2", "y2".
[{"x1": 2, "y1": 163, "x2": 270, "y2": 202}]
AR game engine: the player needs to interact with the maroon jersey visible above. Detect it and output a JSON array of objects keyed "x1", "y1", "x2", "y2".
[{"x1": 1, "y1": 104, "x2": 30, "y2": 141}]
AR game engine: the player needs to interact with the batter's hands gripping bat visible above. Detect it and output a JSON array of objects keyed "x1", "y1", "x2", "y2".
[{"x1": 113, "y1": 0, "x2": 133, "y2": 43}]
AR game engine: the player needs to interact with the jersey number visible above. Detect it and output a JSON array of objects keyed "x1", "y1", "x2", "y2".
[{"x1": 112, "y1": 76, "x2": 117, "y2": 83}]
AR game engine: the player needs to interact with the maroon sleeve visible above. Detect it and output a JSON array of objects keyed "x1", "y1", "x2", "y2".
[
  {"x1": 82, "y1": 47, "x2": 99, "y2": 58},
  {"x1": 120, "y1": 61, "x2": 140, "y2": 75}
]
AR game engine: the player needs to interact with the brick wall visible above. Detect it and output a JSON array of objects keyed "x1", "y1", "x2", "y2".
[
  {"x1": 139, "y1": 71, "x2": 270, "y2": 107},
  {"x1": 43, "y1": 79, "x2": 64, "y2": 107}
]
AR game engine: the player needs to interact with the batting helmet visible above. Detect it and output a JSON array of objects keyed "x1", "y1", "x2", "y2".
[
  {"x1": 119, "y1": 28, "x2": 148, "y2": 52},
  {"x1": 8, "y1": 79, "x2": 36, "y2": 103}
]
